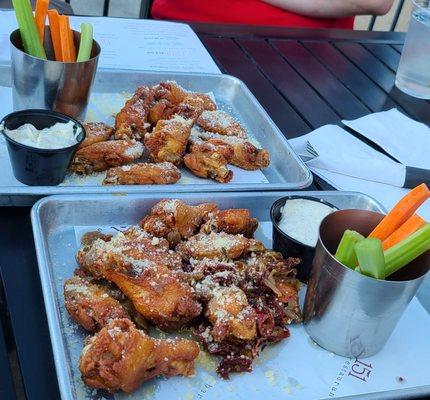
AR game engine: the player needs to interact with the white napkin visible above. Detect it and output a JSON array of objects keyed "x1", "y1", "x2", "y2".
[{"x1": 342, "y1": 108, "x2": 430, "y2": 169}]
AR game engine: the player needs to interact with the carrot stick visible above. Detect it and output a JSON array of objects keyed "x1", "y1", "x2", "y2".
[
  {"x1": 47, "y1": 9, "x2": 62, "y2": 61},
  {"x1": 34, "y1": 0, "x2": 49, "y2": 44},
  {"x1": 59, "y1": 15, "x2": 73, "y2": 62},
  {"x1": 382, "y1": 214, "x2": 426, "y2": 250},
  {"x1": 369, "y1": 183, "x2": 430, "y2": 241},
  {"x1": 69, "y1": 27, "x2": 76, "y2": 62}
]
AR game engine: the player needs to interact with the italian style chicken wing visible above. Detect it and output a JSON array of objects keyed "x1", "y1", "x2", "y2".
[
  {"x1": 197, "y1": 130, "x2": 270, "y2": 171},
  {"x1": 144, "y1": 116, "x2": 193, "y2": 165},
  {"x1": 206, "y1": 286, "x2": 257, "y2": 341},
  {"x1": 176, "y1": 232, "x2": 265, "y2": 261},
  {"x1": 197, "y1": 110, "x2": 247, "y2": 138},
  {"x1": 103, "y1": 162, "x2": 181, "y2": 185},
  {"x1": 64, "y1": 276, "x2": 130, "y2": 332},
  {"x1": 184, "y1": 140, "x2": 233, "y2": 183},
  {"x1": 79, "y1": 318, "x2": 199, "y2": 393},
  {"x1": 148, "y1": 96, "x2": 205, "y2": 125},
  {"x1": 70, "y1": 140, "x2": 144, "y2": 174},
  {"x1": 78, "y1": 122, "x2": 114, "y2": 149},
  {"x1": 201, "y1": 209, "x2": 258, "y2": 237},
  {"x1": 140, "y1": 199, "x2": 217, "y2": 246},
  {"x1": 115, "y1": 85, "x2": 155, "y2": 141}
]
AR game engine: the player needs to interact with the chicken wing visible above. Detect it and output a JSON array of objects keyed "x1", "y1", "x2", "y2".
[
  {"x1": 79, "y1": 318, "x2": 199, "y2": 393},
  {"x1": 197, "y1": 130, "x2": 270, "y2": 171},
  {"x1": 103, "y1": 162, "x2": 181, "y2": 185},
  {"x1": 140, "y1": 199, "x2": 217, "y2": 246},
  {"x1": 200, "y1": 209, "x2": 258, "y2": 237},
  {"x1": 70, "y1": 140, "x2": 144, "y2": 174},
  {"x1": 184, "y1": 140, "x2": 233, "y2": 183},
  {"x1": 206, "y1": 285, "x2": 256, "y2": 341},
  {"x1": 197, "y1": 110, "x2": 247, "y2": 138},
  {"x1": 148, "y1": 96, "x2": 206, "y2": 125},
  {"x1": 176, "y1": 232, "x2": 265, "y2": 261},
  {"x1": 64, "y1": 276, "x2": 131, "y2": 332},
  {"x1": 78, "y1": 122, "x2": 114, "y2": 149},
  {"x1": 115, "y1": 86, "x2": 155, "y2": 141},
  {"x1": 144, "y1": 116, "x2": 193, "y2": 165}
]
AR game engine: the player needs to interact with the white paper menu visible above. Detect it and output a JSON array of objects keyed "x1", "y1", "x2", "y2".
[{"x1": 0, "y1": 10, "x2": 221, "y2": 73}]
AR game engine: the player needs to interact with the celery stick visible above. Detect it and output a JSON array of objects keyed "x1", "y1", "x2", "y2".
[
  {"x1": 355, "y1": 238, "x2": 385, "y2": 280},
  {"x1": 12, "y1": 0, "x2": 46, "y2": 59},
  {"x1": 77, "y1": 23, "x2": 94, "y2": 62},
  {"x1": 334, "y1": 229, "x2": 364, "y2": 269},
  {"x1": 384, "y1": 223, "x2": 430, "y2": 278}
]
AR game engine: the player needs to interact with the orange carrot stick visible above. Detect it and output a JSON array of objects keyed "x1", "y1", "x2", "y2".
[
  {"x1": 47, "y1": 9, "x2": 62, "y2": 61},
  {"x1": 69, "y1": 27, "x2": 76, "y2": 62},
  {"x1": 382, "y1": 214, "x2": 426, "y2": 250},
  {"x1": 35, "y1": 0, "x2": 49, "y2": 44},
  {"x1": 59, "y1": 15, "x2": 73, "y2": 62},
  {"x1": 369, "y1": 183, "x2": 430, "y2": 241}
]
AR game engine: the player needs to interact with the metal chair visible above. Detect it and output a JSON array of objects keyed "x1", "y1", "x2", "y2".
[
  {"x1": 368, "y1": 0, "x2": 405, "y2": 31},
  {"x1": 64, "y1": 0, "x2": 153, "y2": 18}
]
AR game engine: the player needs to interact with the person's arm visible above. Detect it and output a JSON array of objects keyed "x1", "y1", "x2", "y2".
[{"x1": 261, "y1": 0, "x2": 394, "y2": 18}]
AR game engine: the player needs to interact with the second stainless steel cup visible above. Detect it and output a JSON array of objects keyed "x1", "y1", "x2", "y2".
[
  {"x1": 10, "y1": 28, "x2": 100, "y2": 120},
  {"x1": 303, "y1": 209, "x2": 430, "y2": 358}
]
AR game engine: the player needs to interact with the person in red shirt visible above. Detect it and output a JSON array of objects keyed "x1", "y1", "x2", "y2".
[{"x1": 152, "y1": 0, "x2": 394, "y2": 29}]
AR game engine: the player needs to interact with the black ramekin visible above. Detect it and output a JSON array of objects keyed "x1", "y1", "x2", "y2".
[
  {"x1": 1, "y1": 109, "x2": 85, "y2": 186},
  {"x1": 270, "y1": 195, "x2": 338, "y2": 282}
]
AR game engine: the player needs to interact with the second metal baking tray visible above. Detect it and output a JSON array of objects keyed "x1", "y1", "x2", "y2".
[
  {"x1": 0, "y1": 65, "x2": 312, "y2": 205},
  {"x1": 31, "y1": 191, "x2": 430, "y2": 400}
]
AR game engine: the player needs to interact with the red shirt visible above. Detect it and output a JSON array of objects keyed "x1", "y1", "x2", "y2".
[{"x1": 151, "y1": 0, "x2": 354, "y2": 29}]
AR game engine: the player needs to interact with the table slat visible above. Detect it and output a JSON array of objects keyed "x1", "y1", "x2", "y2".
[
  {"x1": 272, "y1": 40, "x2": 371, "y2": 119},
  {"x1": 363, "y1": 43, "x2": 401, "y2": 72},
  {"x1": 0, "y1": 313, "x2": 16, "y2": 400}
]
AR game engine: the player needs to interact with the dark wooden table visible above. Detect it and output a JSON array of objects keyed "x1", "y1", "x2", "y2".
[{"x1": 1, "y1": 22, "x2": 430, "y2": 400}]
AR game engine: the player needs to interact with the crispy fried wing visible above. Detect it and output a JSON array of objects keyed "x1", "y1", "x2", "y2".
[
  {"x1": 79, "y1": 319, "x2": 199, "y2": 393},
  {"x1": 200, "y1": 209, "x2": 258, "y2": 237},
  {"x1": 140, "y1": 199, "x2": 217, "y2": 246},
  {"x1": 115, "y1": 86, "x2": 155, "y2": 141},
  {"x1": 64, "y1": 276, "x2": 130, "y2": 332},
  {"x1": 184, "y1": 140, "x2": 233, "y2": 183},
  {"x1": 196, "y1": 130, "x2": 270, "y2": 171},
  {"x1": 197, "y1": 110, "x2": 247, "y2": 138},
  {"x1": 70, "y1": 140, "x2": 144, "y2": 174},
  {"x1": 176, "y1": 232, "x2": 265, "y2": 261},
  {"x1": 206, "y1": 286, "x2": 256, "y2": 341},
  {"x1": 144, "y1": 116, "x2": 193, "y2": 165},
  {"x1": 78, "y1": 122, "x2": 114, "y2": 149},
  {"x1": 103, "y1": 162, "x2": 181, "y2": 185},
  {"x1": 148, "y1": 96, "x2": 205, "y2": 125}
]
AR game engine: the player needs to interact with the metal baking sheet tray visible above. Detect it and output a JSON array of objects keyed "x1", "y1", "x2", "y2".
[
  {"x1": 31, "y1": 190, "x2": 430, "y2": 400},
  {"x1": 0, "y1": 64, "x2": 312, "y2": 206}
]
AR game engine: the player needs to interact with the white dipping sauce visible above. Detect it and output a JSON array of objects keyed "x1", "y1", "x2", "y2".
[
  {"x1": 3, "y1": 121, "x2": 80, "y2": 149},
  {"x1": 278, "y1": 198, "x2": 336, "y2": 247}
]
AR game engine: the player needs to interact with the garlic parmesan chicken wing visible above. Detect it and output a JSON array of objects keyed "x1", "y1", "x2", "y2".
[
  {"x1": 201, "y1": 209, "x2": 258, "y2": 237},
  {"x1": 176, "y1": 232, "x2": 265, "y2": 261},
  {"x1": 77, "y1": 228, "x2": 201, "y2": 330},
  {"x1": 184, "y1": 140, "x2": 233, "y2": 183},
  {"x1": 64, "y1": 276, "x2": 130, "y2": 332},
  {"x1": 115, "y1": 85, "x2": 155, "y2": 141},
  {"x1": 144, "y1": 116, "x2": 193, "y2": 165},
  {"x1": 140, "y1": 199, "x2": 217, "y2": 246},
  {"x1": 197, "y1": 130, "x2": 270, "y2": 171},
  {"x1": 70, "y1": 140, "x2": 144, "y2": 174},
  {"x1": 78, "y1": 122, "x2": 114, "y2": 149},
  {"x1": 197, "y1": 110, "x2": 247, "y2": 138},
  {"x1": 206, "y1": 286, "x2": 257, "y2": 341},
  {"x1": 79, "y1": 318, "x2": 199, "y2": 393},
  {"x1": 148, "y1": 96, "x2": 205, "y2": 125},
  {"x1": 103, "y1": 162, "x2": 181, "y2": 185}
]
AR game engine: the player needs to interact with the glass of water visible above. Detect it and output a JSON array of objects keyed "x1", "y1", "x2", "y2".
[{"x1": 395, "y1": 0, "x2": 430, "y2": 99}]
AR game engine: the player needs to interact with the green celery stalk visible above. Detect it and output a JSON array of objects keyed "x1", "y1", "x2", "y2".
[
  {"x1": 77, "y1": 23, "x2": 94, "y2": 62},
  {"x1": 334, "y1": 229, "x2": 364, "y2": 269},
  {"x1": 355, "y1": 238, "x2": 385, "y2": 280},
  {"x1": 12, "y1": 0, "x2": 46, "y2": 59},
  {"x1": 384, "y1": 223, "x2": 430, "y2": 278}
]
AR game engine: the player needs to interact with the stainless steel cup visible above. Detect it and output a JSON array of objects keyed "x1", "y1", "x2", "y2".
[
  {"x1": 303, "y1": 209, "x2": 430, "y2": 358},
  {"x1": 10, "y1": 28, "x2": 100, "y2": 120}
]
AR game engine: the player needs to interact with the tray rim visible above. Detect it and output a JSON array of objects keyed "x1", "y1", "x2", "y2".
[
  {"x1": 0, "y1": 67, "x2": 313, "y2": 204},
  {"x1": 32, "y1": 191, "x2": 430, "y2": 400}
]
